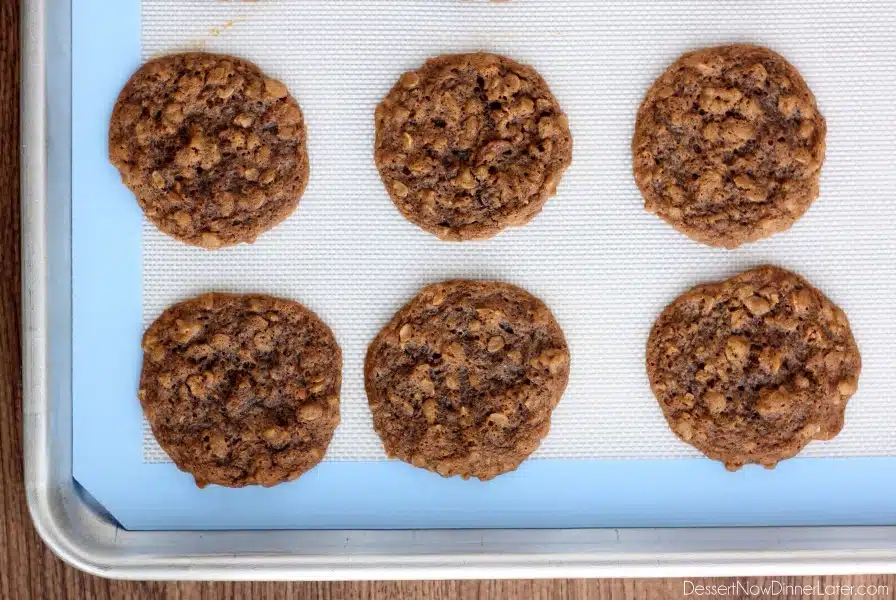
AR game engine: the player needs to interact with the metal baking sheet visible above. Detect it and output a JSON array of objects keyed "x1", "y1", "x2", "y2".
[{"x1": 23, "y1": 0, "x2": 896, "y2": 579}]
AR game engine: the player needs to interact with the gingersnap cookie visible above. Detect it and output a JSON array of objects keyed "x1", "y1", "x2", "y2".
[
  {"x1": 375, "y1": 53, "x2": 572, "y2": 241},
  {"x1": 633, "y1": 45, "x2": 826, "y2": 248},
  {"x1": 110, "y1": 52, "x2": 309, "y2": 249},
  {"x1": 647, "y1": 266, "x2": 860, "y2": 471},
  {"x1": 365, "y1": 280, "x2": 570, "y2": 480},
  {"x1": 139, "y1": 293, "x2": 341, "y2": 487}
]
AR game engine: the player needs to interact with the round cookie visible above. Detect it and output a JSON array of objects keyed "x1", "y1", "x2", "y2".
[
  {"x1": 647, "y1": 266, "x2": 860, "y2": 471},
  {"x1": 139, "y1": 293, "x2": 341, "y2": 487},
  {"x1": 110, "y1": 52, "x2": 309, "y2": 249},
  {"x1": 633, "y1": 45, "x2": 826, "y2": 248},
  {"x1": 374, "y1": 53, "x2": 573, "y2": 241},
  {"x1": 365, "y1": 280, "x2": 570, "y2": 480}
]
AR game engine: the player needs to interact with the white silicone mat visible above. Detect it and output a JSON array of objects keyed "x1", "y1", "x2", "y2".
[{"x1": 141, "y1": 0, "x2": 896, "y2": 463}]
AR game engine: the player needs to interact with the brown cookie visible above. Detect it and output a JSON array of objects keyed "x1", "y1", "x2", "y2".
[
  {"x1": 647, "y1": 266, "x2": 860, "y2": 471},
  {"x1": 633, "y1": 45, "x2": 826, "y2": 248},
  {"x1": 365, "y1": 280, "x2": 570, "y2": 480},
  {"x1": 375, "y1": 53, "x2": 573, "y2": 241},
  {"x1": 110, "y1": 52, "x2": 309, "y2": 249},
  {"x1": 139, "y1": 293, "x2": 341, "y2": 487}
]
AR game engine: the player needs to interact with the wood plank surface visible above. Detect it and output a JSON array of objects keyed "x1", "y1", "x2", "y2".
[{"x1": 1, "y1": 1, "x2": 893, "y2": 597}]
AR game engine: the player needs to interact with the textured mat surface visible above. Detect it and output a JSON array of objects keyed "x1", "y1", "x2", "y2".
[{"x1": 142, "y1": 0, "x2": 896, "y2": 463}]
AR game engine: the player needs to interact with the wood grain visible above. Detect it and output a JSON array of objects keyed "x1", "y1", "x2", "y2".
[{"x1": 0, "y1": 2, "x2": 893, "y2": 598}]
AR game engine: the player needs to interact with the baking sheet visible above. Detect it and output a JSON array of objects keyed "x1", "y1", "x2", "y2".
[{"x1": 72, "y1": 0, "x2": 896, "y2": 530}]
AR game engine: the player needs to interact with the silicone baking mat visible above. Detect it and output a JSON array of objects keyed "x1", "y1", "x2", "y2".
[{"x1": 72, "y1": 0, "x2": 896, "y2": 530}]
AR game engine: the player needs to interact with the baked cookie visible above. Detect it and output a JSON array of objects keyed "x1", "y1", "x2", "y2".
[
  {"x1": 647, "y1": 266, "x2": 860, "y2": 471},
  {"x1": 633, "y1": 45, "x2": 826, "y2": 248},
  {"x1": 139, "y1": 293, "x2": 341, "y2": 487},
  {"x1": 375, "y1": 53, "x2": 572, "y2": 241},
  {"x1": 365, "y1": 280, "x2": 570, "y2": 480},
  {"x1": 110, "y1": 52, "x2": 309, "y2": 249}
]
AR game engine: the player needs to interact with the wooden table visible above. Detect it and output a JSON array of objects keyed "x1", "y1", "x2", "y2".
[{"x1": 1, "y1": 3, "x2": 893, "y2": 598}]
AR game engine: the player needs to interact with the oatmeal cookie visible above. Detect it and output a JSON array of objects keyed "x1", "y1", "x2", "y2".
[
  {"x1": 647, "y1": 266, "x2": 860, "y2": 470},
  {"x1": 110, "y1": 52, "x2": 309, "y2": 248},
  {"x1": 365, "y1": 280, "x2": 570, "y2": 480},
  {"x1": 633, "y1": 45, "x2": 825, "y2": 248},
  {"x1": 375, "y1": 53, "x2": 572, "y2": 241},
  {"x1": 139, "y1": 293, "x2": 341, "y2": 487}
]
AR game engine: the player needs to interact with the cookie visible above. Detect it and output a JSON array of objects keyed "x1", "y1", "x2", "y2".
[
  {"x1": 110, "y1": 52, "x2": 309, "y2": 249},
  {"x1": 375, "y1": 53, "x2": 573, "y2": 241},
  {"x1": 139, "y1": 293, "x2": 341, "y2": 487},
  {"x1": 365, "y1": 280, "x2": 570, "y2": 480},
  {"x1": 647, "y1": 266, "x2": 860, "y2": 471},
  {"x1": 633, "y1": 45, "x2": 826, "y2": 248}
]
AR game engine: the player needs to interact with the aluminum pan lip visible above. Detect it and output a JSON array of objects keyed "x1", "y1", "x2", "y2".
[{"x1": 20, "y1": 0, "x2": 896, "y2": 580}]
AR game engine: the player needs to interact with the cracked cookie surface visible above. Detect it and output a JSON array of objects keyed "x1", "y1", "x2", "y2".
[
  {"x1": 139, "y1": 293, "x2": 341, "y2": 487},
  {"x1": 110, "y1": 52, "x2": 309, "y2": 249},
  {"x1": 633, "y1": 45, "x2": 826, "y2": 248},
  {"x1": 365, "y1": 280, "x2": 570, "y2": 480},
  {"x1": 647, "y1": 266, "x2": 860, "y2": 471},
  {"x1": 375, "y1": 53, "x2": 572, "y2": 241}
]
